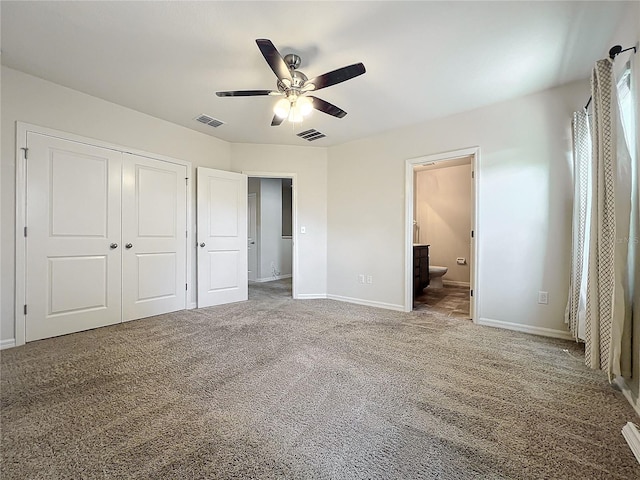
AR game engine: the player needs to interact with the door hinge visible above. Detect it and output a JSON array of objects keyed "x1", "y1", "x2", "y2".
[
  {"x1": 470, "y1": 290, "x2": 473, "y2": 297},
  {"x1": 185, "y1": 230, "x2": 188, "y2": 238},
  {"x1": 185, "y1": 283, "x2": 188, "y2": 291},
  {"x1": 24, "y1": 304, "x2": 27, "y2": 315},
  {"x1": 24, "y1": 226, "x2": 27, "y2": 237},
  {"x1": 185, "y1": 178, "x2": 189, "y2": 184},
  {"x1": 471, "y1": 230, "x2": 474, "y2": 238},
  {"x1": 471, "y1": 170, "x2": 474, "y2": 179},
  {"x1": 20, "y1": 147, "x2": 28, "y2": 159}
]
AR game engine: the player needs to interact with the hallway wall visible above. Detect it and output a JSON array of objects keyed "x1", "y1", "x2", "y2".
[{"x1": 249, "y1": 178, "x2": 292, "y2": 282}]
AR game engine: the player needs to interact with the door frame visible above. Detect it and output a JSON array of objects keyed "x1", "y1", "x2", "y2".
[
  {"x1": 247, "y1": 193, "x2": 258, "y2": 282},
  {"x1": 242, "y1": 171, "x2": 298, "y2": 299},
  {"x1": 404, "y1": 147, "x2": 480, "y2": 320},
  {"x1": 14, "y1": 122, "x2": 193, "y2": 347}
]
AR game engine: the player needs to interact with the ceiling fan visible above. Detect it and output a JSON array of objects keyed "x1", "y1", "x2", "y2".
[{"x1": 216, "y1": 39, "x2": 366, "y2": 126}]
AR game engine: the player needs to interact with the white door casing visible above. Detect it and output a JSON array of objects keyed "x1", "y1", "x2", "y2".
[
  {"x1": 122, "y1": 153, "x2": 187, "y2": 321},
  {"x1": 248, "y1": 193, "x2": 257, "y2": 282},
  {"x1": 469, "y1": 161, "x2": 476, "y2": 321},
  {"x1": 25, "y1": 133, "x2": 123, "y2": 341},
  {"x1": 197, "y1": 168, "x2": 248, "y2": 307}
]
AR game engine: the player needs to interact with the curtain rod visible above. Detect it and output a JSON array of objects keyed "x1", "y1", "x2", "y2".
[{"x1": 584, "y1": 44, "x2": 637, "y2": 110}]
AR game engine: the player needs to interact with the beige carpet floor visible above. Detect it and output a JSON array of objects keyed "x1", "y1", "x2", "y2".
[{"x1": 2, "y1": 279, "x2": 639, "y2": 479}]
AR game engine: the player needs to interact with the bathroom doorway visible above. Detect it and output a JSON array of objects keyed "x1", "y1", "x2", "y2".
[{"x1": 404, "y1": 148, "x2": 479, "y2": 319}]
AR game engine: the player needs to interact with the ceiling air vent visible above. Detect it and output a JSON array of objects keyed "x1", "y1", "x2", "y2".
[
  {"x1": 195, "y1": 114, "x2": 225, "y2": 128},
  {"x1": 297, "y1": 129, "x2": 326, "y2": 142}
]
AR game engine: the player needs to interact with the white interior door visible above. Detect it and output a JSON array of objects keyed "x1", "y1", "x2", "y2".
[
  {"x1": 25, "y1": 133, "x2": 123, "y2": 341},
  {"x1": 122, "y1": 153, "x2": 187, "y2": 321},
  {"x1": 248, "y1": 193, "x2": 257, "y2": 282},
  {"x1": 197, "y1": 168, "x2": 248, "y2": 307}
]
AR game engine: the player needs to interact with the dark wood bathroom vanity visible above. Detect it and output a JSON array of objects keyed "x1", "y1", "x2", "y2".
[{"x1": 413, "y1": 244, "x2": 430, "y2": 304}]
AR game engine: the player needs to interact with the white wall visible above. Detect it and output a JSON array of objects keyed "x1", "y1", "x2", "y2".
[
  {"x1": 231, "y1": 143, "x2": 327, "y2": 297},
  {"x1": 416, "y1": 163, "x2": 471, "y2": 284},
  {"x1": 1, "y1": 66, "x2": 231, "y2": 343},
  {"x1": 614, "y1": 0, "x2": 640, "y2": 408},
  {"x1": 327, "y1": 79, "x2": 587, "y2": 333}
]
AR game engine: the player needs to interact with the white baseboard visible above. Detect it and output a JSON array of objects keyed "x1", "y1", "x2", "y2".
[
  {"x1": 615, "y1": 377, "x2": 640, "y2": 418},
  {"x1": 443, "y1": 280, "x2": 471, "y2": 288},
  {"x1": 295, "y1": 293, "x2": 327, "y2": 300},
  {"x1": 477, "y1": 317, "x2": 574, "y2": 340},
  {"x1": 0, "y1": 338, "x2": 16, "y2": 350},
  {"x1": 622, "y1": 422, "x2": 640, "y2": 464},
  {"x1": 254, "y1": 274, "x2": 292, "y2": 283},
  {"x1": 327, "y1": 294, "x2": 405, "y2": 312}
]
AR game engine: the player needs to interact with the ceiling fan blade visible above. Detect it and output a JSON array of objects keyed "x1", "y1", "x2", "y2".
[
  {"x1": 256, "y1": 39, "x2": 292, "y2": 83},
  {"x1": 271, "y1": 115, "x2": 285, "y2": 126},
  {"x1": 216, "y1": 90, "x2": 276, "y2": 97},
  {"x1": 309, "y1": 96, "x2": 347, "y2": 118},
  {"x1": 305, "y1": 63, "x2": 365, "y2": 91}
]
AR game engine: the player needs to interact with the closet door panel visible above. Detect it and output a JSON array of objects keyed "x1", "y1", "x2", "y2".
[
  {"x1": 25, "y1": 133, "x2": 122, "y2": 341},
  {"x1": 122, "y1": 154, "x2": 187, "y2": 321}
]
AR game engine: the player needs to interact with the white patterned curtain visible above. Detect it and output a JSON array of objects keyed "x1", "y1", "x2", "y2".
[
  {"x1": 565, "y1": 110, "x2": 591, "y2": 341},
  {"x1": 566, "y1": 58, "x2": 633, "y2": 380}
]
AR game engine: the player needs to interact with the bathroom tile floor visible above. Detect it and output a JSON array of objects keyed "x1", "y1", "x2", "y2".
[{"x1": 414, "y1": 284, "x2": 470, "y2": 319}]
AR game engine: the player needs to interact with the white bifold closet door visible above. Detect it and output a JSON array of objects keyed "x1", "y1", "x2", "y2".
[
  {"x1": 121, "y1": 153, "x2": 187, "y2": 321},
  {"x1": 26, "y1": 133, "x2": 122, "y2": 341},
  {"x1": 197, "y1": 167, "x2": 248, "y2": 308},
  {"x1": 25, "y1": 133, "x2": 186, "y2": 342}
]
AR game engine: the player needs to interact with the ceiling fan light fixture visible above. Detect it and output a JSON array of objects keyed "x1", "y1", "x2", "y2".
[
  {"x1": 297, "y1": 96, "x2": 313, "y2": 116},
  {"x1": 288, "y1": 106, "x2": 304, "y2": 123},
  {"x1": 273, "y1": 98, "x2": 291, "y2": 118},
  {"x1": 218, "y1": 39, "x2": 364, "y2": 126}
]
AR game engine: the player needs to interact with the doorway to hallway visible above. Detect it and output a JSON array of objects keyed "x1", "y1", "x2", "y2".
[{"x1": 247, "y1": 175, "x2": 296, "y2": 299}]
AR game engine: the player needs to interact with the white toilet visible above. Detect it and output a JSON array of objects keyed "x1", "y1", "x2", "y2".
[{"x1": 429, "y1": 266, "x2": 448, "y2": 288}]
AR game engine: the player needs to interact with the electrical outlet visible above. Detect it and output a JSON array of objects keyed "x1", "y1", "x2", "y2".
[
  {"x1": 538, "y1": 291, "x2": 548, "y2": 304},
  {"x1": 366, "y1": 275, "x2": 373, "y2": 284},
  {"x1": 358, "y1": 274, "x2": 365, "y2": 284}
]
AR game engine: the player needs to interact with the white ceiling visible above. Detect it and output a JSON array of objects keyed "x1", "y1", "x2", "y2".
[{"x1": 0, "y1": 1, "x2": 630, "y2": 147}]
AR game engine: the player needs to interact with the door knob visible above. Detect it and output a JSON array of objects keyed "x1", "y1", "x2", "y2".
[
  {"x1": 200, "y1": 242, "x2": 206, "y2": 248},
  {"x1": 110, "y1": 243, "x2": 118, "y2": 249},
  {"x1": 125, "y1": 243, "x2": 133, "y2": 249}
]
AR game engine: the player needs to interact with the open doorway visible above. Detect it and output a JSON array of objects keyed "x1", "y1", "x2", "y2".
[
  {"x1": 405, "y1": 148, "x2": 479, "y2": 320},
  {"x1": 247, "y1": 175, "x2": 295, "y2": 299}
]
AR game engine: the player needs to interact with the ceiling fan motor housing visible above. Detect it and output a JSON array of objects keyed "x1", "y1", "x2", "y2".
[
  {"x1": 278, "y1": 69, "x2": 308, "y2": 95},
  {"x1": 284, "y1": 53, "x2": 301, "y2": 70},
  {"x1": 291, "y1": 70, "x2": 307, "y2": 88}
]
